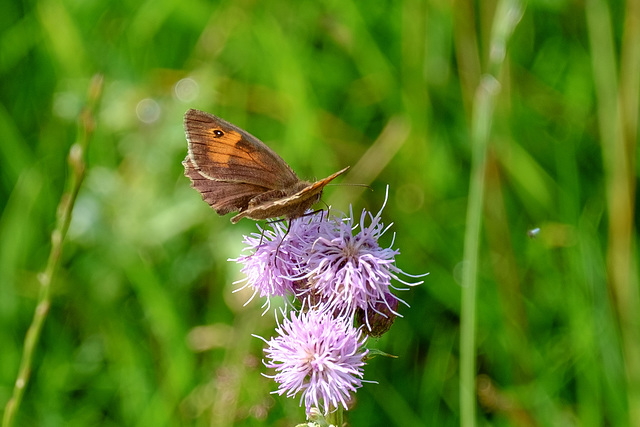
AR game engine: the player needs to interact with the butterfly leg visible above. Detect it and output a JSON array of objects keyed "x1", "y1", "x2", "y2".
[{"x1": 274, "y1": 219, "x2": 292, "y2": 257}]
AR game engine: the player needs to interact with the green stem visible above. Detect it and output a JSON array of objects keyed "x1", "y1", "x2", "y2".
[
  {"x1": 2, "y1": 74, "x2": 103, "y2": 427},
  {"x1": 586, "y1": 0, "x2": 640, "y2": 424},
  {"x1": 459, "y1": 3, "x2": 523, "y2": 427},
  {"x1": 326, "y1": 406, "x2": 344, "y2": 426}
]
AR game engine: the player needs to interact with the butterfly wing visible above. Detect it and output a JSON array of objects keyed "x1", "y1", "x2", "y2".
[
  {"x1": 183, "y1": 157, "x2": 270, "y2": 215},
  {"x1": 184, "y1": 109, "x2": 299, "y2": 189},
  {"x1": 231, "y1": 166, "x2": 350, "y2": 223}
]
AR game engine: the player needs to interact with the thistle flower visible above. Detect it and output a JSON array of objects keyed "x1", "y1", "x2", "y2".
[
  {"x1": 258, "y1": 308, "x2": 369, "y2": 415},
  {"x1": 230, "y1": 213, "x2": 326, "y2": 309},
  {"x1": 296, "y1": 191, "x2": 425, "y2": 331},
  {"x1": 229, "y1": 221, "x2": 297, "y2": 309}
]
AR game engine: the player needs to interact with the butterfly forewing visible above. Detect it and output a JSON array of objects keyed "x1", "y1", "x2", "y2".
[{"x1": 184, "y1": 109, "x2": 299, "y2": 189}]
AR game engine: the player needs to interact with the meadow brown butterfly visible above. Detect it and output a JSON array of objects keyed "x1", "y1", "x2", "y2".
[{"x1": 182, "y1": 109, "x2": 349, "y2": 223}]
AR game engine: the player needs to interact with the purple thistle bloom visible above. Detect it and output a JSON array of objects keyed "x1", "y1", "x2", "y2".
[
  {"x1": 296, "y1": 193, "x2": 425, "y2": 330},
  {"x1": 229, "y1": 213, "x2": 327, "y2": 310},
  {"x1": 258, "y1": 308, "x2": 368, "y2": 415},
  {"x1": 229, "y1": 221, "x2": 297, "y2": 309}
]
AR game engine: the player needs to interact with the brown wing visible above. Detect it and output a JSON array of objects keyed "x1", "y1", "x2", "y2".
[
  {"x1": 184, "y1": 109, "x2": 299, "y2": 189},
  {"x1": 183, "y1": 157, "x2": 269, "y2": 215},
  {"x1": 231, "y1": 166, "x2": 350, "y2": 223}
]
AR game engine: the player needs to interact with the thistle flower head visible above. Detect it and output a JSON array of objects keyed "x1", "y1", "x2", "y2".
[
  {"x1": 296, "y1": 192, "x2": 424, "y2": 331},
  {"x1": 259, "y1": 308, "x2": 369, "y2": 415},
  {"x1": 229, "y1": 221, "x2": 297, "y2": 309},
  {"x1": 230, "y1": 213, "x2": 327, "y2": 309}
]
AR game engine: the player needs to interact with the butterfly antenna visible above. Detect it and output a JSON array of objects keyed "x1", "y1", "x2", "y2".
[{"x1": 326, "y1": 182, "x2": 374, "y2": 191}]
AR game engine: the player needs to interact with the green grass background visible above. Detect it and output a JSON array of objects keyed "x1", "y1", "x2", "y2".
[{"x1": 1, "y1": 0, "x2": 638, "y2": 426}]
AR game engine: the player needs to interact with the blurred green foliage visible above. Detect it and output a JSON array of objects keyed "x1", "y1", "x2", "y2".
[{"x1": 1, "y1": 0, "x2": 638, "y2": 426}]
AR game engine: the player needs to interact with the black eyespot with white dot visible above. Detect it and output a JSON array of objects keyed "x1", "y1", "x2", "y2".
[{"x1": 213, "y1": 130, "x2": 224, "y2": 137}]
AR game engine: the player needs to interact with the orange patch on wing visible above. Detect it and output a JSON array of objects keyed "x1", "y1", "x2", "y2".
[{"x1": 204, "y1": 129, "x2": 247, "y2": 169}]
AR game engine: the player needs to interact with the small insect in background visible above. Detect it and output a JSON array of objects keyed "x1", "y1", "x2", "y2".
[{"x1": 527, "y1": 227, "x2": 540, "y2": 239}]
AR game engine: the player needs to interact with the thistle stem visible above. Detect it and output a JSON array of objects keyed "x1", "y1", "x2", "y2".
[{"x1": 2, "y1": 74, "x2": 103, "y2": 427}]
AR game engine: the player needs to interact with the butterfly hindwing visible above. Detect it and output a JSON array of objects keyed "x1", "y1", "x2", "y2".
[
  {"x1": 183, "y1": 157, "x2": 269, "y2": 215},
  {"x1": 231, "y1": 166, "x2": 350, "y2": 222}
]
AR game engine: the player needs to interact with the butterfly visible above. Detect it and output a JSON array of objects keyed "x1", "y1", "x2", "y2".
[{"x1": 182, "y1": 109, "x2": 349, "y2": 223}]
